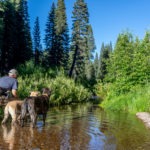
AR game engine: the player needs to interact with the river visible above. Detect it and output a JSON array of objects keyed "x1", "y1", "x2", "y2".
[{"x1": 0, "y1": 103, "x2": 150, "y2": 150}]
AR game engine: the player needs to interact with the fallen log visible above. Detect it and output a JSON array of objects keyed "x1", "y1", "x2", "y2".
[{"x1": 136, "y1": 112, "x2": 150, "y2": 128}]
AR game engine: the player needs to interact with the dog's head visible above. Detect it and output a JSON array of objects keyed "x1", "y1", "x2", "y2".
[
  {"x1": 41, "y1": 88, "x2": 51, "y2": 97},
  {"x1": 30, "y1": 91, "x2": 41, "y2": 97}
]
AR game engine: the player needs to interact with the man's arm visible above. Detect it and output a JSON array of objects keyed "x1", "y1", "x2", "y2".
[{"x1": 12, "y1": 89, "x2": 18, "y2": 97}]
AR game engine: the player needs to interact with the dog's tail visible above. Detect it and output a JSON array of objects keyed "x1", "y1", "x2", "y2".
[{"x1": 20, "y1": 98, "x2": 28, "y2": 127}]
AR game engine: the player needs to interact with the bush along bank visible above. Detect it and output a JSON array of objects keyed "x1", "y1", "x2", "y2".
[
  {"x1": 99, "y1": 84, "x2": 150, "y2": 114},
  {"x1": 18, "y1": 73, "x2": 90, "y2": 106}
]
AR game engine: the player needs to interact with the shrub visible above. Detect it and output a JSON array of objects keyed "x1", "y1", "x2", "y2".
[{"x1": 17, "y1": 66, "x2": 90, "y2": 105}]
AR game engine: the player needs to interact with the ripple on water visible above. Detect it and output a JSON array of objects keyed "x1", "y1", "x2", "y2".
[{"x1": 0, "y1": 104, "x2": 150, "y2": 150}]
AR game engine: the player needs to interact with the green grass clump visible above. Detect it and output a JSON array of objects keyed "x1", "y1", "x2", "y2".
[{"x1": 100, "y1": 84, "x2": 150, "y2": 114}]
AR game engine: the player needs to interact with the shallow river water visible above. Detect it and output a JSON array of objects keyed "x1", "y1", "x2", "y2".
[{"x1": 0, "y1": 103, "x2": 150, "y2": 150}]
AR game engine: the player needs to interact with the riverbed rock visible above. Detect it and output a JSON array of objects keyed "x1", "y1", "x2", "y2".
[{"x1": 136, "y1": 112, "x2": 150, "y2": 128}]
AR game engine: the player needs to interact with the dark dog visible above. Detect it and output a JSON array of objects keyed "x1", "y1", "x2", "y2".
[{"x1": 20, "y1": 88, "x2": 51, "y2": 127}]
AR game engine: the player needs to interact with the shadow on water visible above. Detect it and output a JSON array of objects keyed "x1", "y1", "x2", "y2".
[{"x1": 0, "y1": 103, "x2": 150, "y2": 150}]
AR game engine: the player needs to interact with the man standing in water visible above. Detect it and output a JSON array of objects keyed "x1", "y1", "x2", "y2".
[{"x1": 0, "y1": 69, "x2": 18, "y2": 98}]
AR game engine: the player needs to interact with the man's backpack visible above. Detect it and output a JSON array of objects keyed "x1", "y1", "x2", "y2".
[
  {"x1": 0, "y1": 88, "x2": 12, "y2": 106},
  {"x1": 0, "y1": 87, "x2": 7, "y2": 96},
  {"x1": 0, "y1": 87, "x2": 11, "y2": 98}
]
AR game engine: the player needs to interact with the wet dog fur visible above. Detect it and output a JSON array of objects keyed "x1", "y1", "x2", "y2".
[
  {"x1": 21, "y1": 88, "x2": 51, "y2": 128},
  {"x1": 1, "y1": 100, "x2": 23, "y2": 125},
  {"x1": 1, "y1": 91, "x2": 40, "y2": 125}
]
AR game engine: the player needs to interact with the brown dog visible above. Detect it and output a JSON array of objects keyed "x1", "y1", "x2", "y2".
[
  {"x1": 1, "y1": 91, "x2": 40, "y2": 125},
  {"x1": 21, "y1": 88, "x2": 51, "y2": 127}
]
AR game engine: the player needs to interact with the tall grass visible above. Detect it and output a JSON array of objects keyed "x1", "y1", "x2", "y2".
[{"x1": 100, "y1": 84, "x2": 150, "y2": 114}]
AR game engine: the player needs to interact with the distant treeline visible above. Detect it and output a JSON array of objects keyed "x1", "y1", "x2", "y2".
[
  {"x1": 96, "y1": 32, "x2": 150, "y2": 95},
  {"x1": 98, "y1": 32, "x2": 150, "y2": 113},
  {"x1": 95, "y1": 32, "x2": 150, "y2": 113}
]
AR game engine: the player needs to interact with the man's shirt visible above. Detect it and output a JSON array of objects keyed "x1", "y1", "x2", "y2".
[{"x1": 0, "y1": 76, "x2": 18, "y2": 90}]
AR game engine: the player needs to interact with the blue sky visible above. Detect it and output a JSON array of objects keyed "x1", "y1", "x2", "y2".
[{"x1": 28, "y1": 0, "x2": 150, "y2": 54}]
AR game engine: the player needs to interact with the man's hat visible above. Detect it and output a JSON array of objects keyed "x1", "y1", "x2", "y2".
[{"x1": 9, "y1": 69, "x2": 18, "y2": 76}]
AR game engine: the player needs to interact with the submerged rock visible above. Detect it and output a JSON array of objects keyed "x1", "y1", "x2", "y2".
[{"x1": 136, "y1": 112, "x2": 150, "y2": 128}]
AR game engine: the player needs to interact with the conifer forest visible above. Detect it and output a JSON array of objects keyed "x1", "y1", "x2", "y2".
[{"x1": 0, "y1": 0, "x2": 149, "y2": 112}]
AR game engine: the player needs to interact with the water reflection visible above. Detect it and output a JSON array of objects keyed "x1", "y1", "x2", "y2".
[
  {"x1": 0, "y1": 103, "x2": 150, "y2": 150},
  {"x1": 2, "y1": 124, "x2": 16, "y2": 150}
]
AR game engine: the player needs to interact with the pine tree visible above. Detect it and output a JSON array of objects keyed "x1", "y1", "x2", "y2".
[
  {"x1": 106, "y1": 32, "x2": 134, "y2": 93},
  {"x1": 44, "y1": 2, "x2": 57, "y2": 67},
  {"x1": 84, "y1": 25, "x2": 96, "y2": 81},
  {"x1": 15, "y1": 0, "x2": 32, "y2": 66},
  {"x1": 0, "y1": 0, "x2": 32, "y2": 73},
  {"x1": 83, "y1": 61, "x2": 96, "y2": 89},
  {"x1": 132, "y1": 32, "x2": 150, "y2": 84},
  {"x1": 0, "y1": 1, "x2": 4, "y2": 72},
  {"x1": 94, "y1": 52, "x2": 99, "y2": 79},
  {"x1": 1, "y1": 1, "x2": 17, "y2": 74},
  {"x1": 99, "y1": 42, "x2": 112, "y2": 81},
  {"x1": 23, "y1": 0, "x2": 32, "y2": 57},
  {"x1": 55, "y1": 0, "x2": 70, "y2": 68},
  {"x1": 69, "y1": 0, "x2": 89, "y2": 81},
  {"x1": 0, "y1": 1, "x2": 4, "y2": 51},
  {"x1": 33, "y1": 17, "x2": 42, "y2": 65},
  {"x1": 87, "y1": 25, "x2": 96, "y2": 60}
]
